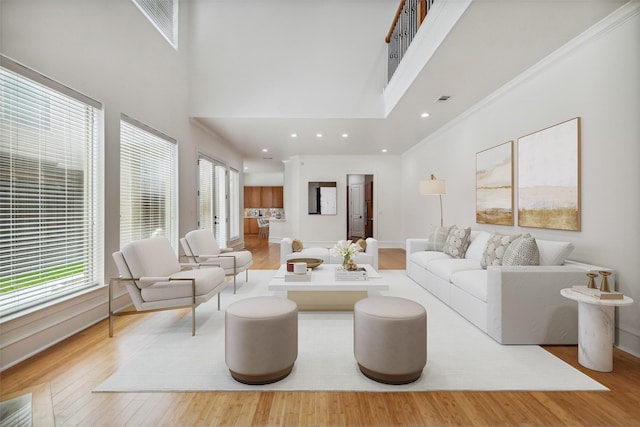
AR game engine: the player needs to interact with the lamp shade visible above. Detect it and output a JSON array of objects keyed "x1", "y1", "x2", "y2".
[{"x1": 419, "y1": 178, "x2": 445, "y2": 195}]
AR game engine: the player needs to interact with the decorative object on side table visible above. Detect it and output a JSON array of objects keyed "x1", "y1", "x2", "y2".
[
  {"x1": 599, "y1": 270, "x2": 612, "y2": 292},
  {"x1": 331, "y1": 240, "x2": 362, "y2": 269},
  {"x1": 586, "y1": 271, "x2": 598, "y2": 289}
]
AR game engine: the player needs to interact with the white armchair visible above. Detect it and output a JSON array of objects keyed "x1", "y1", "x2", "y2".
[
  {"x1": 110, "y1": 237, "x2": 227, "y2": 336},
  {"x1": 180, "y1": 229, "x2": 253, "y2": 294}
]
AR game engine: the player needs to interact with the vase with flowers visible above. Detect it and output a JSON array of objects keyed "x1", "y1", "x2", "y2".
[{"x1": 331, "y1": 240, "x2": 362, "y2": 270}]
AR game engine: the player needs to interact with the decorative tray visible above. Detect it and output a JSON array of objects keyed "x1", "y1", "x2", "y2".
[{"x1": 287, "y1": 258, "x2": 324, "y2": 269}]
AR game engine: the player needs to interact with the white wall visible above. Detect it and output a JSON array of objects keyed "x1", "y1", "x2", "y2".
[
  {"x1": 189, "y1": 0, "x2": 395, "y2": 118},
  {"x1": 285, "y1": 155, "x2": 403, "y2": 248},
  {"x1": 244, "y1": 172, "x2": 284, "y2": 186},
  {"x1": 0, "y1": 0, "x2": 244, "y2": 370},
  {"x1": 401, "y1": 4, "x2": 640, "y2": 356}
]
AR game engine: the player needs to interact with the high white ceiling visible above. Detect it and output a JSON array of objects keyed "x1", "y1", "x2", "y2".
[{"x1": 196, "y1": 0, "x2": 626, "y2": 173}]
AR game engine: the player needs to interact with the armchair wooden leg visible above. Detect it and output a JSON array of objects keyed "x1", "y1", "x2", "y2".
[{"x1": 218, "y1": 292, "x2": 221, "y2": 310}]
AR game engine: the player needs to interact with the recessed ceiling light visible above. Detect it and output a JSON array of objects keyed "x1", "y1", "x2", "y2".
[
  {"x1": 290, "y1": 133, "x2": 297, "y2": 138},
  {"x1": 262, "y1": 148, "x2": 268, "y2": 152},
  {"x1": 316, "y1": 133, "x2": 323, "y2": 138},
  {"x1": 381, "y1": 149, "x2": 388, "y2": 153},
  {"x1": 341, "y1": 133, "x2": 349, "y2": 138},
  {"x1": 421, "y1": 112, "x2": 430, "y2": 118}
]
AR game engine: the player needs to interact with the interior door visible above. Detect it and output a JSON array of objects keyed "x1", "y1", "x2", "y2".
[{"x1": 349, "y1": 183, "x2": 365, "y2": 238}]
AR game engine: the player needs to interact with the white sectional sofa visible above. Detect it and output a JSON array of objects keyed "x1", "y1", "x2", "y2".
[
  {"x1": 280, "y1": 237, "x2": 379, "y2": 271},
  {"x1": 406, "y1": 229, "x2": 609, "y2": 345}
]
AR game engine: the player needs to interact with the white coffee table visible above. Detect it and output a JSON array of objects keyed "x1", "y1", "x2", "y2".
[{"x1": 268, "y1": 264, "x2": 388, "y2": 310}]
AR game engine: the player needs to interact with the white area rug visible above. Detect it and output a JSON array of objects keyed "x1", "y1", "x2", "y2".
[{"x1": 95, "y1": 270, "x2": 606, "y2": 392}]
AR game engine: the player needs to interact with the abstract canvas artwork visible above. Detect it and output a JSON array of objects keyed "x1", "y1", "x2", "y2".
[
  {"x1": 476, "y1": 141, "x2": 514, "y2": 225},
  {"x1": 518, "y1": 117, "x2": 581, "y2": 231}
]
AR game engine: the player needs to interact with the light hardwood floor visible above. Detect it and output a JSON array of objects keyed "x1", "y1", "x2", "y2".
[{"x1": 1, "y1": 235, "x2": 639, "y2": 426}]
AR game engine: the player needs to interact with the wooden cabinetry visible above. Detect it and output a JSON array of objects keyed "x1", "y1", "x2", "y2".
[
  {"x1": 244, "y1": 187, "x2": 262, "y2": 208},
  {"x1": 244, "y1": 217, "x2": 259, "y2": 235},
  {"x1": 244, "y1": 186, "x2": 283, "y2": 208},
  {"x1": 262, "y1": 187, "x2": 273, "y2": 208},
  {"x1": 272, "y1": 186, "x2": 284, "y2": 208}
]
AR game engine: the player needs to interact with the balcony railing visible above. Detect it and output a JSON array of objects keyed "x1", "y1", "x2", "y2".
[{"x1": 386, "y1": 0, "x2": 434, "y2": 82}]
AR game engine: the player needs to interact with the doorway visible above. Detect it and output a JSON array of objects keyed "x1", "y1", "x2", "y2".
[{"x1": 346, "y1": 174, "x2": 374, "y2": 240}]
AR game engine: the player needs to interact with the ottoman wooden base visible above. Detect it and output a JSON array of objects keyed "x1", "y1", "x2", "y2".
[
  {"x1": 225, "y1": 296, "x2": 298, "y2": 385},
  {"x1": 358, "y1": 363, "x2": 422, "y2": 385},
  {"x1": 229, "y1": 364, "x2": 294, "y2": 385}
]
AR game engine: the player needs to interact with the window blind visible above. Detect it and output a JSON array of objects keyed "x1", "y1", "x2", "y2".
[
  {"x1": 0, "y1": 60, "x2": 101, "y2": 318},
  {"x1": 229, "y1": 168, "x2": 240, "y2": 241},
  {"x1": 198, "y1": 157, "x2": 214, "y2": 231},
  {"x1": 214, "y1": 163, "x2": 227, "y2": 246},
  {"x1": 132, "y1": 0, "x2": 178, "y2": 48},
  {"x1": 119, "y1": 116, "x2": 177, "y2": 250}
]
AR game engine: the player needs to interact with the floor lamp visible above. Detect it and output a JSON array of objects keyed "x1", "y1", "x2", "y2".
[{"x1": 419, "y1": 174, "x2": 446, "y2": 227}]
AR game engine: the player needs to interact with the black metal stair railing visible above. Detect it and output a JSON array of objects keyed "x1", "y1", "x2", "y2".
[{"x1": 386, "y1": 0, "x2": 435, "y2": 82}]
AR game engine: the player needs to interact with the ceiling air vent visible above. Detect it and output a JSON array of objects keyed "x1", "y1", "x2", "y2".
[{"x1": 435, "y1": 95, "x2": 451, "y2": 103}]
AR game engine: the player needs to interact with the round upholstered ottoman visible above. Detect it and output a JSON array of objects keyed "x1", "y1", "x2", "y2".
[
  {"x1": 225, "y1": 296, "x2": 298, "y2": 384},
  {"x1": 354, "y1": 296, "x2": 427, "y2": 384}
]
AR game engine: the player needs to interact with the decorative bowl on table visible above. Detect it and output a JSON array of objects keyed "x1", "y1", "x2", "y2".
[{"x1": 286, "y1": 258, "x2": 324, "y2": 270}]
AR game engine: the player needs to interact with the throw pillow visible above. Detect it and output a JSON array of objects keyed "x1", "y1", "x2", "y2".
[
  {"x1": 292, "y1": 239, "x2": 304, "y2": 252},
  {"x1": 464, "y1": 231, "x2": 492, "y2": 261},
  {"x1": 443, "y1": 226, "x2": 471, "y2": 258},
  {"x1": 502, "y1": 234, "x2": 540, "y2": 266},
  {"x1": 356, "y1": 239, "x2": 367, "y2": 251},
  {"x1": 480, "y1": 233, "x2": 520, "y2": 268},
  {"x1": 425, "y1": 225, "x2": 452, "y2": 251}
]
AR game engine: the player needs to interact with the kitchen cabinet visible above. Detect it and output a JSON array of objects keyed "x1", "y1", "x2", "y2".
[
  {"x1": 244, "y1": 217, "x2": 259, "y2": 234},
  {"x1": 244, "y1": 186, "x2": 283, "y2": 208},
  {"x1": 262, "y1": 187, "x2": 273, "y2": 208},
  {"x1": 244, "y1": 186, "x2": 262, "y2": 208},
  {"x1": 272, "y1": 186, "x2": 284, "y2": 208}
]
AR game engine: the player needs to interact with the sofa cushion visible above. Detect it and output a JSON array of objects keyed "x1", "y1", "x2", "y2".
[
  {"x1": 425, "y1": 225, "x2": 452, "y2": 251},
  {"x1": 480, "y1": 233, "x2": 520, "y2": 269},
  {"x1": 465, "y1": 231, "x2": 492, "y2": 261},
  {"x1": 409, "y1": 250, "x2": 451, "y2": 268},
  {"x1": 536, "y1": 240, "x2": 574, "y2": 265},
  {"x1": 450, "y1": 269, "x2": 488, "y2": 302},
  {"x1": 356, "y1": 239, "x2": 367, "y2": 251},
  {"x1": 285, "y1": 247, "x2": 329, "y2": 262},
  {"x1": 502, "y1": 234, "x2": 539, "y2": 266},
  {"x1": 427, "y1": 258, "x2": 482, "y2": 282},
  {"x1": 443, "y1": 226, "x2": 471, "y2": 258},
  {"x1": 140, "y1": 267, "x2": 226, "y2": 302}
]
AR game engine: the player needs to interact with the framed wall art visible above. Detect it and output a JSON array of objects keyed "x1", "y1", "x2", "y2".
[
  {"x1": 476, "y1": 141, "x2": 514, "y2": 225},
  {"x1": 517, "y1": 117, "x2": 581, "y2": 231}
]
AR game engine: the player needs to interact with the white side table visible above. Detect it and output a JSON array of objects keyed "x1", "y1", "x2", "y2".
[{"x1": 561, "y1": 288, "x2": 633, "y2": 372}]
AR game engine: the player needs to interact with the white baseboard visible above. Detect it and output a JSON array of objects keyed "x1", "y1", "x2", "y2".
[
  {"x1": 0, "y1": 286, "x2": 109, "y2": 372},
  {"x1": 617, "y1": 327, "x2": 640, "y2": 359}
]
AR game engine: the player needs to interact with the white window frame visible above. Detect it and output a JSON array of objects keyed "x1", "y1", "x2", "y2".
[
  {"x1": 132, "y1": 0, "x2": 179, "y2": 49},
  {"x1": 119, "y1": 115, "x2": 178, "y2": 250},
  {"x1": 197, "y1": 155, "x2": 235, "y2": 247},
  {"x1": 0, "y1": 55, "x2": 103, "y2": 318}
]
